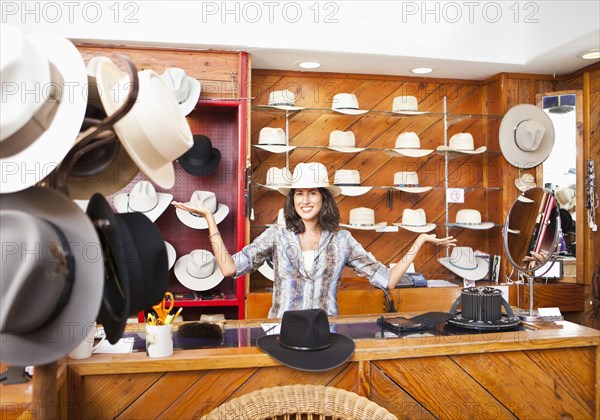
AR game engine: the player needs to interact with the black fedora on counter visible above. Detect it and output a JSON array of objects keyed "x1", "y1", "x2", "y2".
[
  {"x1": 86, "y1": 194, "x2": 169, "y2": 343},
  {"x1": 257, "y1": 309, "x2": 355, "y2": 372},
  {"x1": 178, "y1": 134, "x2": 221, "y2": 176}
]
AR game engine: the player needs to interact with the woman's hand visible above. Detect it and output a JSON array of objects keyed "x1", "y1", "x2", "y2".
[
  {"x1": 523, "y1": 250, "x2": 546, "y2": 263},
  {"x1": 417, "y1": 234, "x2": 456, "y2": 247},
  {"x1": 171, "y1": 201, "x2": 212, "y2": 218}
]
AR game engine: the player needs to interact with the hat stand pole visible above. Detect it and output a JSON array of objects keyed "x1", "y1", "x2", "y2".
[{"x1": 516, "y1": 272, "x2": 541, "y2": 321}]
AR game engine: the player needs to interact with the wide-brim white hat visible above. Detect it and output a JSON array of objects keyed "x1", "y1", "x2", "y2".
[
  {"x1": 92, "y1": 58, "x2": 193, "y2": 189},
  {"x1": 328, "y1": 146, "x2": 366, "y2": 153},
  {"x1": 389, "y1": 148, "x2": 434, "y2": 158},
  {"x1": 393, "y1": 222, "x2": 436, "y2": 233},
  {"x1": 340, "y1": 221, "x2": 387, "y2": 231},
  {"x1": 437, "y1": 144, "x2": 487, "y2": 154},
  {"x1": 174, "y1": 251, "x2": 224, "y2": 291},
  {"x1": 176, "y1": 203, "x2": 229, "y2": 229},
  {"x1": 255, "y1": 145, "x2": 297, "y2": 154},
  {"x1": 449, "y1": 209, "x2": 494, "y2": 230},
  {"x1": 332, "y1": 108, "x2": 368, "y2": 115},
  {"x1": 160, "y1": 68, "x2": 201, "y2": 116},
  {"x1": 438, "y1": 247, "x2": 488, "y2": 280},
  {"x1": 113, "y1": 185, "x2": 173, "y2": 222},
  {"x1": 277, "y1": 162, "x2": 342, "y2": 197},
  {"x1": 337, "y1": 186, "x2": 373, "y2": 196},
  {"x1": 449, "y1": 221, "x2": 495, "y2": 230},
  {"x1": 515, "y1": 174, "x2": 536, "y2": 192},
  {"x1": 164, "y1": 241, "x2": 176, "y2": 270},
  {"x1": 1, "y1": 30, "x2": 88, "y2": 193},
  {"x1": 499, "y1": 104, "x2": 555, "y2": 168},
  {"x1": 258, "y1": 260, "x2": 275, "y2": 281},
  {"x1": 392, "y1": 186, "x2": 432, "y2": 193}
]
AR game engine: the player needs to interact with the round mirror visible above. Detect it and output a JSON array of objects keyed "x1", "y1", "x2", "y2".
[{"x1": 503, "y1": 187, "x2": 562, "y2": 272}]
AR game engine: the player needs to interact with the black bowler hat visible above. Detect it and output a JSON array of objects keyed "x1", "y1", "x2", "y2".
[
  {"x1": 257, "y1": 309, "x2": 355, "y2": 372},
  {"x1": 86, "y1": 194, "x2": 169, "y2": 343},
  {"x1": 178, "y1": 134, "x2": 221, "y2": 176}
]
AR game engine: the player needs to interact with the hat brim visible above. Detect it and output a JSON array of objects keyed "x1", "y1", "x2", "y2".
[
  {"x1": 448, "y1": 222, "x2": 495, "y2": 230},
  {"x1": 331, "y1": 108, "x2": 368, "y2": 115},
  {"x1": 1, "y1": 33, "x2": 87, "y2": 193},
  {"x1": 393, "y1": 223, "x2": 436, "y2": 233},
  {"x1": 164, "y1": 241, "x2": 176, "y2": 270},
  {"x1": 114, "y1": 192, "x2": 173, "y2": 222},
  {"x1": 436, "y1": 146, "x2": 487, "y2": 154},
  {"x1": 515, "y1": 179, "x2": 536, "y2": 192},
  {"x1": 257, "y1": 333, "x2": 355, "y2": 372},
  {"x1": 258, "y1": 261, "x2": 274, "y2": 281},
  {"x1": 392, "y1": 186, "x2": 433, "y2": 193},
  {"x1": 174, "y1": 254, "x2": 224, "y2": 291},
  {"x1": 178, "y1": 148, "x2": 221, "y2": 176},
  {"x1": 0, "y1": 188, "x2": 104, "y2": 365},
  {"x1": 499, "y1": 104, "x2": 555, "y2": 169},
  {"x1": 389, "y1": 149, "x2": 434, "y2": 158},
  {"x1": 256, "y1": 183, "x2": 291, "y2": 191},
  {"x1": 337, "y1": 186, "x2": 373, "y2": 196},
  {"x1": 392, "y1": 110, "x2": 428, "y2": 115},
  {"x1": 267, "y1": 105, "x2": 304, "y2": 111},
  {"x1": 327, "y1": 146, "x2": 366, "y2": 153},
  {"x1": 277, "y1": 185, "x2": 342, "y2": 197},
  {"x1": 340, "y1": 222, "x2": 387, "y2": 231},
  {"x1": 438, "y1": 256, "x2": 488, "y2": 280},
  {"x1": 255, "y1": 145, "x2": 297, "y2": 153},
  {"x1": 176, "y1": 203, "x2": 229, "y2": 229},
  {"x1": 179, "y1": 76, "x2": 201, "y2": 116}
]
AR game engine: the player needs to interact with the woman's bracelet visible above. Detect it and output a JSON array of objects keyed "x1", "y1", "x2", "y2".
[{"x1": 208, "y1": 231, "x2": 221, "y2": 239}]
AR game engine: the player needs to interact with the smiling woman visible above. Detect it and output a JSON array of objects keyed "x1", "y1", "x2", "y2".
[{"x1": 172, "y1": 162, "x2": 456, "y2": 318}]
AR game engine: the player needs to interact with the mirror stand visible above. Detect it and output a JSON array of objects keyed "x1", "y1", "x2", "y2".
[{"x1": 515, "y1": 273, "x2": 541, "y2": 321}]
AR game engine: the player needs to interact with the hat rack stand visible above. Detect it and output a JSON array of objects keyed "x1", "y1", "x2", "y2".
[
  {"x1": 30, "y1": 55, "x2": 139, "y2": 419},
  {"x1": 48, "y1": 54, "x2": 140, "y2": 196}
]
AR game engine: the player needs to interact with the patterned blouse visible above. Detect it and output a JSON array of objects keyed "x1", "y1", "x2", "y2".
[{"x1": 233, "y1": 226, "x2": 390, "y2": 318}]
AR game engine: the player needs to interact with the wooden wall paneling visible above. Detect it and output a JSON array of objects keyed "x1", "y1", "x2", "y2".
[
  {"x1": 327, "y1": 363, "x2": 359, "y2": 394},
  {"x1": 520, "y1": 283, "x2": 585, "y2": 312},
  {"x1": 453, "y1": 350, "x2": 593, "y2": 419}
]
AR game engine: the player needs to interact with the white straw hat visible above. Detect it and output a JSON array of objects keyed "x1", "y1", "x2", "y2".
[
  {"x1": 392, "y1": 172, "x2": 432, "y2": 193},
  {"x1": 257, "y1": 167, "x2": 293, "y2": 190},
  {"x1": 164, "y1": 241, "x2": 176, "y2": 270},
  {"x1": 555, "y1": 187, "x2": 576, "y2": 210},
  {"x1": 1, "y1": 25, "x2": 88, "y2": 193},
  {"x1": 331, "y1": 93, "x2": 368, "y2": 115},
  {"x1": 277, "y1": 162, "x2": 342, "y2": 197},
  {"x1": 449, "y1": 209, "x2": 494, "y2": 230},
  {"x1": 499, "y1": 104, "x2": 555, "y2": 169},
  {"x1": 90, "y1": 57, "x2": 193, "y2": 189},
  {"x1": 438, "y1": 247, "x2": 488, "y2": 280},
  {"x1": 174, "y1": 249, "x2": 224, "y2": 291},
  {"x1": 175, "y1": 190, "x2": 230, "y2": 229},
  {"x1": 327, "y1": 131, "x2": 365, "y2": 153},
  {"x1": 333, "y1": 170, "x2": 372, "y2": 196},
  {"x1": 340, "y1": 207, "x2": 387, "y2": 230},
  {"x1": 437, "y1": 133, "x2": 486, "y2": 154},
  {"x1": 392, "y1": 96, "x2": 426, "y2": 115},
  {"x1": 393, "y1": 208, "x2": 436, "y2": 233},
  {"x1": 256, "y1": 127, "x2": 296, "y2": 153},
  {"x1": 390, "y1": 132, "x2": 433, "y2": 157},
  {"x1": 515, "y1": 173, "x2": 536, "y2": 192},
  {"x1": 113, "y1": 180, "x2": 172, "y2": 222},
  {"x1": 268, "y1": 90, "x2": 303, "y2": 111},
  {"x1": 160, "y1": 67, "x2": 201, "y2": 116}
]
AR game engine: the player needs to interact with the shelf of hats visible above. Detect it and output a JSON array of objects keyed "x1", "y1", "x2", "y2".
[{"x1": 248, "y1": 81, "x2": 505, "y2": 316}]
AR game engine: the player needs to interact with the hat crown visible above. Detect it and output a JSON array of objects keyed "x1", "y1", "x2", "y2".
[
  {"x1": 329, "y1": 130, "x2": 356, "y2": 147},
  {"x1": 129, "y1": 181, "x2": 159, "y2": 212},
  {"x1": 395, "y1": 132, "x2": 421, "y2": 149},
  {"x1": 449, "y1": 247, "x2": 478, "y2": 270},
  {"x1": 402, "y1": 208, "x2": 427, "y2": 226},
  {"x1": 266, "y1": 167, "x2": 293, "y2": 186},
  {"x1": 515, "y1": 120, "x2": 545, "y2": 152},
  {"x1": 392, "y1": 95, "x2": 418, "y2": 112},
  {"x1": 190, "y1": 191, "x2": 218, "y2": 213},
  {"x1": 455, "y1": 209, "x2": 482, "y2": 225},
  {"x1": 258, "y1": 127, "x2": 286, "y2": 145},
  {"x1": 393, "y1": 171, "x2": 419, "y2": 185},
  {"x1": 187, "y1": 250, "x2": 216, "y2": 279},
  {"x1": 160, "y1": 68, "x2": 191, "y2": 104},
  {"x1": 334, "y1": 169, "x2": 361, "y2": 185},
  {"x1": 449, "y1": 133, "x2": 475, "y2": 150},
  {"x1": 348, "y1": 207, "x2": 376, "y2": 226},
  {"x1": 185, "y1": 135, "x2": 213, "y2": 161},
  {"x1": 555, "y1": 187, "x2": 576, "y2": 209},
  {"x1": 332, "y1": 93, "x2": 360, "y2": 110},
  {"x1": 279, "y1": 309, "x2": 331, "y2": 350},
  {"x1": 269, "y1": 90, "x2": 296, "y2": 106},
  {"x1": 0, "y1": 210, "x2": 69, "y2": 333},
  {"x1": 289, "y1": 162, "x2": 332, "y2": 189}
]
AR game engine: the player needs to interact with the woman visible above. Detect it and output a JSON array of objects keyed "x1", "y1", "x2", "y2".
[{"x1": 172, "y1": 162, "x2": 456, "y2": 318}]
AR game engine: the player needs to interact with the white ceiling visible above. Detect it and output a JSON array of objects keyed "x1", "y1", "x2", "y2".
[{"x1": 6, "y1": 1, "x2": 600, "y2": 80}]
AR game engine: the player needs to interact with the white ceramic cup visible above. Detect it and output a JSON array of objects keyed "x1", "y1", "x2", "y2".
[
  {"x1": 69, "y1": 323, "x2": 106, "y2": 359},
  {"x1": 146, "y1": 324, "x2": 173, "y2": 358}
]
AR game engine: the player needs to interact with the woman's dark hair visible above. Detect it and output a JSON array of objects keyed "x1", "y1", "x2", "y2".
[{"x1": 284, "y1": 188, "x2": 340, "y2": 233}]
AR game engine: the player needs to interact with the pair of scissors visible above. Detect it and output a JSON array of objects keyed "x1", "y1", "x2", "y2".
[
  {"x1": 147, "y1": 313, "x2": 157, "y2": 326},
  {"x1": 152, "y1": 292, "x2": 174, "y2": 323}
]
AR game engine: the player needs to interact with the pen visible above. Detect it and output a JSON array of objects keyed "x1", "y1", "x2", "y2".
[{"x1": 165, "y1": 307, "x2": 183, "y2": 325}]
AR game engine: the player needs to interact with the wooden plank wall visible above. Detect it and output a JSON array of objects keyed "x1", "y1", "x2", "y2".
[
  {"x1": 70, "y1": 347, "x2": 596, "y2": 419},
  {"x1": 250, "y1": 70, "x2": 503, "y2": 285}
]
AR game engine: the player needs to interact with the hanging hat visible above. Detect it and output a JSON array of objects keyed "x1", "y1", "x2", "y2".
[
  {"x1": 87, "y1": 194, "x2": 169, "y2": 344},
  {"x1": 1, "y1": 25, "x2": 88, "y2": 193},
  {"x1": 113, "y1": 180, "x2": 173, "y2": 222},
  {"x1": 449, "y1": 209, "x2": 494, "y2": 230},
  {"x1": 267, "y1": 90, "x2": 303, "y2": 111},
  {"x1": 178, "y1": 135, "x2": 221, "y2": 176},
  {"x1": 555, "y1": 187, "x2": 576, "y2": 210},
  {"x1": 393, "y1": 208, "x2": 436, "y2": 233},
  {"x1": 277, "y1": 162, "x2": 341, "y2": 197},
  {"x1": 256, "y1": 127, "x2": 296, "y2": 153},
  {"x1": 174, "y1": 249, "x2": 224, "y2": 291},
  {"x1": 175, "y1": 190, "x2": 230, "y2": 229},
  {"x1": 327, "y1": 131, "x2": 365, "y2": 153},
  {"x1": 257, "y1": 167, "x2": 293, "y2": 191},
  {"x1": 164, "y1": 241, "x2": 176, "y2": 270},
  {"x1": 340, "y1": 207, "x2": 387, "y2": 230},
  {"x1": 499, "y1": 104, "x2": 555, "y2": 169},
  {"x1": 90, "y1": 57, "x2": 193, "y2": 189},
  {"x1": 390, "y1": 132, "x2": 433, "y2": 157},
  {"x1": 438, "y1": 247, "x2": 488, "y2": 281},
  {"x1": 437, "y1": 133, "x2": 486, "y2": 154},
  {"x1": 0, "y1": 187, "x2": 103, "y2": 365},
  {"x1": 515, "y1": 173, "x2": 536, "y2": 192},
  {"x1": 160, "y1": 68, "x2": 201, "y2": 116},
  {"x1": 258, "y1": 259, "x2": 275, "y2": 281},
  {"x1": 392, "y1": 96, "x2": 425, "y2": 115},
  {"x1": 392, "y1": 172, "x2": 432, "y2": 193},
  {"x1": 266, "y1": 208, "x2": 286, "y2": 227},
  {"x1": 257, "y1": 309, "x2": 355, "y2": 372},
  {"x1": 333, "y1": 169, "x2": 372, "y2": 196},
  {"x1": 331, "y1": 93, "x2": 368, "y2": 115}
]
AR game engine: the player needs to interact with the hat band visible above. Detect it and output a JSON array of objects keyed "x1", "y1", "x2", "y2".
[
  {"x1": 0, "y1": 62, "x2": 64, "y2": 159},
  {"x1": 127, "y1": 194, "x2": 159, "y2": 213},
  {"x1": 334, "y1": 107, "x2": 359, "y2": 110},
  {"x1": 278, "y1": 337, "x2": 333, "y2": 351},
  {"x1": 449, "y1": 259, "x2": 478, "y2": 271},
  {"x1": 513, "y1": 119, "x2": 533, "y2": 152},
  {"x1": 348, "y1": 223, "x2": 376, "y2": 227},
  {"x1": 402, "y1": 223, "x2": 427, "y2": 227},
  {"x1": 456, "y1": 222, "x2": 483, "y2": 225},
  {"x1": 394, "y1": 183, "x2": 419, "y2": 188},
  {"x1": 181, "y1": 155, "x2": 212, "y2": 166},
  {"x1": 259, "y1": 142, "x2": 287, "y2": 146}
]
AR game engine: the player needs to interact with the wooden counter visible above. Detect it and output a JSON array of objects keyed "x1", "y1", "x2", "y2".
[{"x1": 2, "y1": 315, "x2": 598, "y2": 419}]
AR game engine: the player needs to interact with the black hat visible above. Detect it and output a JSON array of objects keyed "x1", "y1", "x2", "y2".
[
  {"x1": 178, "y1": 135, "x2": 221, "y2": 176},
  {"x1": 86, "y1": 194, "x2": 169, "y2": 343},
  {"x1": 257, "y1": 309, "x2": 355, "y2": 372}
]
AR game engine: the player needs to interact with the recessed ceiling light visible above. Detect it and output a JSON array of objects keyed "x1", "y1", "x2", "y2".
[
  {"x1": 295, "y1": 60, "x2": 321, "y2": 69},
  {"x1": 577, "y1": 49, "x2": 600, "y2": 60},
  {"x1": 411, "y1": 67, "x2": 433, "y2": 74}
]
